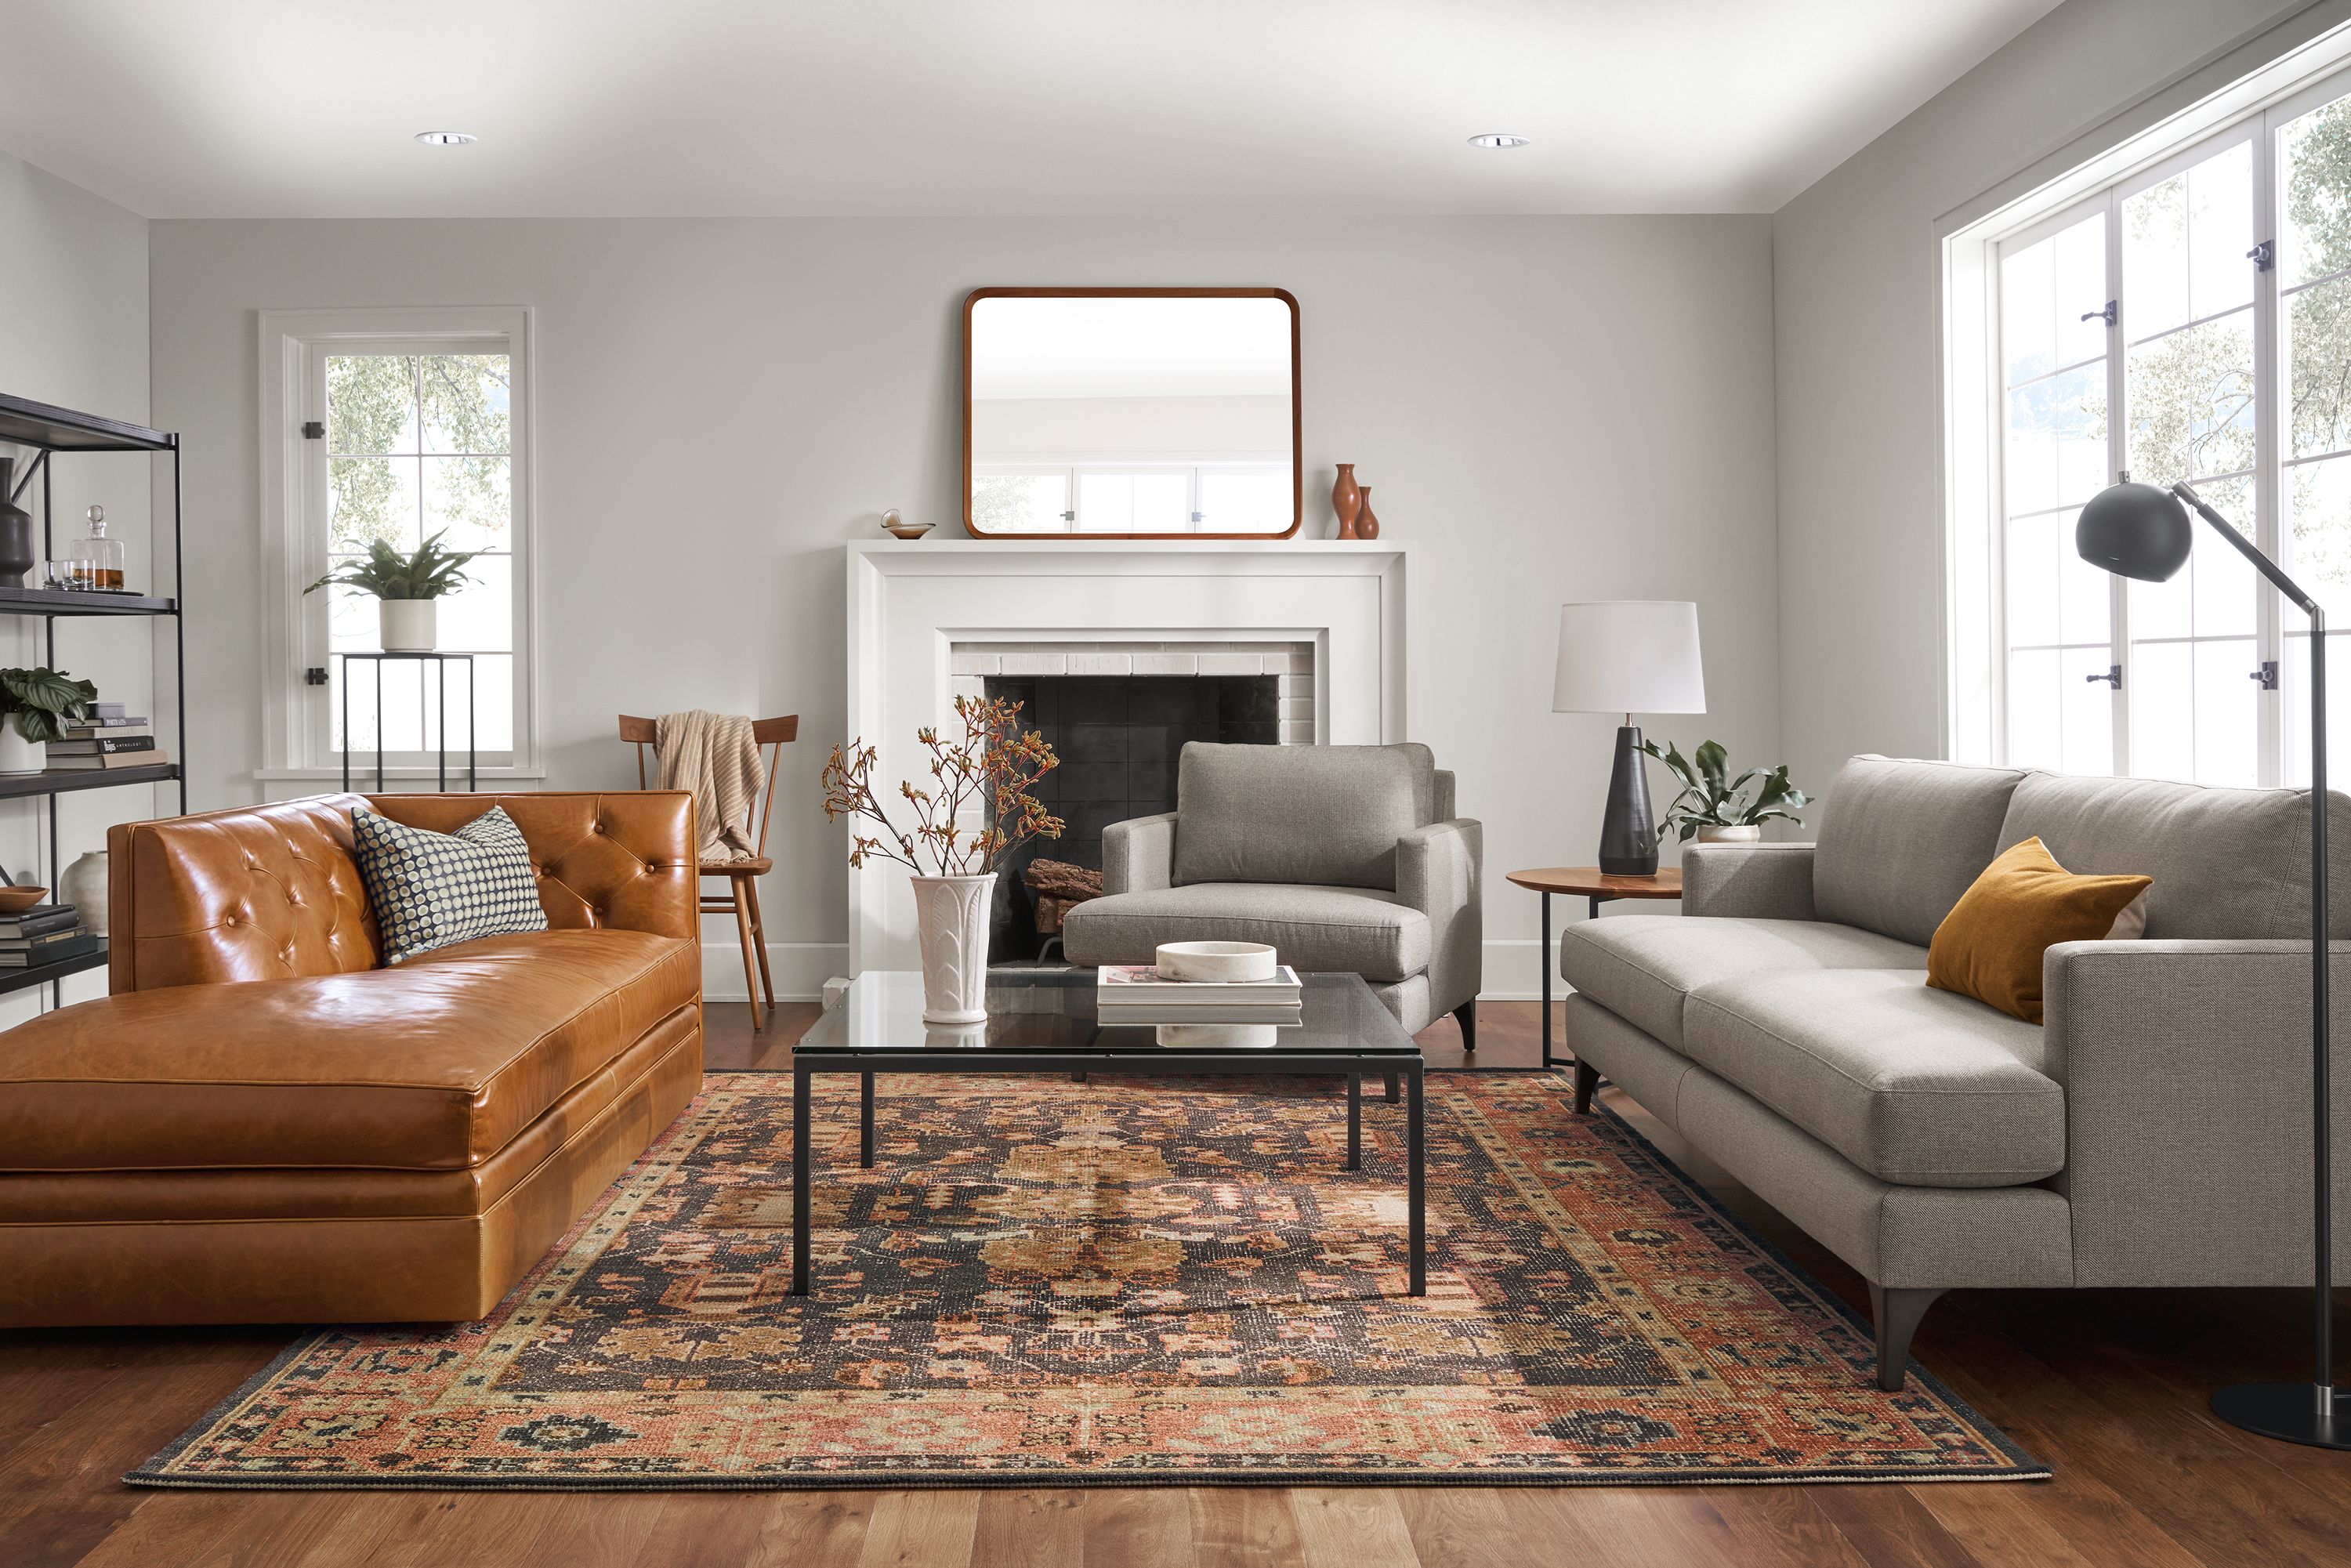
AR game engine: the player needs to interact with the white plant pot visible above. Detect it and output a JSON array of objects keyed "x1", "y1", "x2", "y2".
[
  {"x1": 379, "y1": 598, "x2": 438, "y2": 653},
  {"x1": 908, "y1": 871, "x2": 996, "y2": 1024},
  {"x1": 1695, "y1": 824, "x2": 1763, "y2": 846},
  {"x1": 0, "y1": 726, "x2": 45, "y2": 775}
]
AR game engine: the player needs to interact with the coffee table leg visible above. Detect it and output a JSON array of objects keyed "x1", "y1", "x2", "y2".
[
  {"x1": 860, "y1": 1071, "x2": 875, "y2": 1168},
  {"x1": 1541, "y1": 891, "x2": 1553, "y2": 1069},
  {"x1": 1347, "y1": 1074, "x2": 1361, "y2": 1171},
  {"x1": 1407, "y1": 1063, "x2": 1425, "y2": 1297},
  {"x1": 792, "y1": 1061, "x2": 813, "y2": 1296},
  {"x1": 1383, "y1": 1071, "x2": 1399, "y2": 1103}
]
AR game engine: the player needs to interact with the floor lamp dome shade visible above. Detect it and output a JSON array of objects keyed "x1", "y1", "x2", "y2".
[
  {"x1": 2076, "y1": 481, "x2": 2193, "y2": 581},
  {"x1": 1552, "y1": 601, "x2": 1707, "y2": 878}
]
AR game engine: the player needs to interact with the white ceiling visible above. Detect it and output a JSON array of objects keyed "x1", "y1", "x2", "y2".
[{"x1": 0, "y1": 1, "x2": 2063, "y2": 219}]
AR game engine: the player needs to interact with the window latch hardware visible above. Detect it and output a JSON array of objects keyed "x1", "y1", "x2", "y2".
[
  {"x1": 1060, "y1": 510, "x2": 1076, "y2": 522},
  {"x1": 2081, "y1": 300, "x2": 2117, "y2": 326},
  {"x1": 2250, "y1": 240, "x2": 2276, "y2": 272},
  {"x1": 2085, "y1": 664, "x2": 2122, "y2": 689},
  {"x1": 2252, "y1": 660, "x2": 2280, "y2": 690},
  {"x1": 300, "y1": 421, "x2": 325, "y2": 440},
  {"x1": 304, "y1": 666, "x2": 329, "y2": 686}
]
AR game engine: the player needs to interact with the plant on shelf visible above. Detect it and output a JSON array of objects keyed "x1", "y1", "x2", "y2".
[
  {"x1": 304, "y1": 530, "x2": 486, "y2": 654},
  {"x1": 821, "y1": 695, "x2": 1062, "y2": 1023},
  {"x1": 1639, "y1": 738, "x2": 1809, "y2": 846},
  {"x1": 0, "y1": 666, "x2": 97, "y2": 775}
]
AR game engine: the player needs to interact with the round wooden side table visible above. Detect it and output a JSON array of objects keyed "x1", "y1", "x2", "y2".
[{"x1": 1506, "y1": 866, "x2": 1683, "y2": 1070}]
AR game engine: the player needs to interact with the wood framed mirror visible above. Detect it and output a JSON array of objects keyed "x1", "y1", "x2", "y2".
[{"x1": 962, "y1": 288, "x2": 1301, "y2": 539}]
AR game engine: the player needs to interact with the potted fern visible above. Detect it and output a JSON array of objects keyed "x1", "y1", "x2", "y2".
[
  {"x1": 0, "y1": 667, "x2": 98, "y2": 774},
  {"x1": 1639, "y1": 738, "x2": 1809, "y2": 846},
  {"x1": 306, "y1": 531, "x2": 486, "y2": 653}
]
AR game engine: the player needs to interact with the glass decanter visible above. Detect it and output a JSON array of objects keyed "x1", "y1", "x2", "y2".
[{"x1": 71, "y1": 505, "x2": 125, "y2": 592}]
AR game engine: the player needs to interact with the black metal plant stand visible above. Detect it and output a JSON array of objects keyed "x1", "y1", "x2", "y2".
[{"x1": 337, "y1": 651, "x2": 476, "y2": 793}]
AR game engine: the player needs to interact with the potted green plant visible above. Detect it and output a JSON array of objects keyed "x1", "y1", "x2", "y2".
[
  {"x1": 1639, "y1": 738, "x2": 1809, "y2": 846},
  {"x1": 305, "y1": 531, "x2": 486, "y2": 653},
  {"x1": 0, "y1": 666, "x2": 98, "y2": 774}
]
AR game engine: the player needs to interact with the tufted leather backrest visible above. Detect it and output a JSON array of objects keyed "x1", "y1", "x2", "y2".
[{"x1": 107, "y1": 791, "x2": 696, "y2": 993}]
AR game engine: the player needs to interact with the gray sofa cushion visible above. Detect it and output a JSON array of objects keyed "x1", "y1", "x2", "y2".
[
  {"x1": 1812, "y1": 755, "x2": 2030, "y2": 946},
  {"x1": 1557, "y1": 915, "x2": 1925, "y2": 1049},
  {"x1": 1172, "y1": 743, "x2": 1429, "y2": 889},
  {"x1": 1683, "y1": 969, "x2": 2064, "y2": 1188},
  {"x1": 1062, "y1": 882, "x2": 1432, "y2": 982},
  {"x1": 1998, "y1": 772, "x2": 2351, "y2": 940}
]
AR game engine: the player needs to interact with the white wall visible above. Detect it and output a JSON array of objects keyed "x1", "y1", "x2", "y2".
[
  {"x1": 1772, "y1": 0, "x2": 2328, "y2": 798},
  {"x1": 149, "y1": 215, "x2": 1781, "y2": 999},
  {"x1": 0, "y1": 150, "x2": 154, "y2": 1019}
]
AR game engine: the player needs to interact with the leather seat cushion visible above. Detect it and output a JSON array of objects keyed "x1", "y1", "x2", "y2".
[
  {"x1": 1558, "y1": 915, "x2": 1926, "y2": 1048},
  {"x1": 0, "y1": 929, "x2": 698, "y2": 1173},
  {"x1": 1683, "y1": 968, "x2": 2065, "y2": 1188},
  {"x1": 1063, "y1": 883, "x2": 1432, "y2": 982}
]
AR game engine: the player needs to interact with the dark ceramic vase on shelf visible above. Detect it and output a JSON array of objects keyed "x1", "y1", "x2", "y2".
[
  {"x1": 0, "y1": 460, "x2": 31, "y2": 589},
  {"x1": 1357, "y1": 487, "x2": 1381, "y2": 541},
  {"x1": 1331, "y1": 463, "x2": 1361, "y2": 539}
]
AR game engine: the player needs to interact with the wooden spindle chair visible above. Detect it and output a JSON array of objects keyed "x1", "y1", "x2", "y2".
[{"x1": 620, "y1": 714, "x2": 799, "y2": 1030}]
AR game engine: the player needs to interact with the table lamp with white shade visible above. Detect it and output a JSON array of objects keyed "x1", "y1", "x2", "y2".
[{"x1": 1552, "y1": 601, "x2": 1708, "y2": 876}]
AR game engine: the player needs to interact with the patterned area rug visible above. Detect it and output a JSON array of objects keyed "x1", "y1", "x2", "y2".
[{"x1": 132, "y1": 1071, "x2": 2044, "y2": 1488}]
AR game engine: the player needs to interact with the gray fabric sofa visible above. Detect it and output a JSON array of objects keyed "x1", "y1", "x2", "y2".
[
  {"x1": 1063, "y1": 742, "x2": 1482, "y2": 1042},
  {"x1": 1559, "y1": 753, "x2": 2351, "y2": 1389}
]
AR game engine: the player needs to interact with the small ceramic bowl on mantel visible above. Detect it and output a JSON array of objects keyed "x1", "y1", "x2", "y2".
[{"x1": 879, "y1": 510, "x2": 933, "y2": 540}]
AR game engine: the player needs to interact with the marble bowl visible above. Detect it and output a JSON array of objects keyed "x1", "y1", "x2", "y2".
[{"x1": 1154, "y1": 940, "x2": 1277, "y2": 984}]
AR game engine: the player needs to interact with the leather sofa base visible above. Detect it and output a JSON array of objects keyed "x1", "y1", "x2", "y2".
[{"x1": 0, "y1": 1013, "x2": 702, "y2": 1328}]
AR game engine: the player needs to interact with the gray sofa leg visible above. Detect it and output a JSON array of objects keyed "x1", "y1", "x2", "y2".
[
  {"x1": 1867, "y1": 1282, "x2": 1947, "y2": 1392},
  {"x1": 1451, "y1": 1000, "x2": 1476, "y2": 1051},
  {"x1": 1570, "y1": 1059, "x2": 1599, "y2": 1113}
]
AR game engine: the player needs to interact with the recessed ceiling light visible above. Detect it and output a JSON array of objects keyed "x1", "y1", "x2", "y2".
[
  {"x1": 414, "y1": 131, "x2": 477, "y2": 147},
  {"x1": 1469, "y1": 133, "x2": 1530, "y2": 150}
]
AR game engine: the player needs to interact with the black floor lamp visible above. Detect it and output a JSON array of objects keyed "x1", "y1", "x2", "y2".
[{"x1": 2077, "y1": 478, "x2": 2345, "y2": 1450}]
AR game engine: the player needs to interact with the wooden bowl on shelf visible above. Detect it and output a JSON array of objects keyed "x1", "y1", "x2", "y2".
[{"x1": 0, "y1": 885, "x2": 49, "y2": 914}]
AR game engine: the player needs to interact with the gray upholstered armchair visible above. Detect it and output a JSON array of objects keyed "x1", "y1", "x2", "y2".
[{"x1": 1062, "y1": 742, "x2": 1482, "y2": 1045}]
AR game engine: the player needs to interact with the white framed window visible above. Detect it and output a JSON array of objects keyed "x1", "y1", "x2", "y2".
[
  {"x1": 256, "y1": 308, "x2": 538, "y2": 780},
  {"x1": 1952, "y1": 53, "x2": 2351, "y2": 788},
  {"x1": 972, "y1": 461, "x2": 1291, "y2": 534}
]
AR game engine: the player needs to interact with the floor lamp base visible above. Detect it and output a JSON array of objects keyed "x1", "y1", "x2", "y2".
[{"x1": 2210, "y1": 1382, "x2": 2351, "y2": 1450}]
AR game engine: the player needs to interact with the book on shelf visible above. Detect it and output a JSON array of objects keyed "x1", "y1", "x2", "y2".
[
  {"x1": 46, "y1": 747, "x2": 168, "y2": 771},
  {"x1": 1096, "y1": 963, "x2": 1302, "y2": 1003},
  {"x1": 47, "y1": 735, "x2": 156, "y2": 755},
  {"x1": 90, "y1": 702, "x2": 128, "y2": 719},
  {"x1": 0, "y1": 924, "x2": 88, "y2": 951},
  {"x1": 0, "y1": 904, "x2": 80, "y2": 938},
  {"x1": 0, "y1": 932, "x2": 97, "y2": 967},
  {"x1": 63, "y1": 718, "x2": 149, "y2": 735}
]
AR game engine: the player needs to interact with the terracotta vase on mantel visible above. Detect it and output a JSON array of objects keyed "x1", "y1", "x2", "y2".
[
  {"x1": 1357, "y1": 487, "x2": 1381, "y2": 541},
  {"x1": 1331, "y1": 464, "x2": 1362, "y2": 539}
]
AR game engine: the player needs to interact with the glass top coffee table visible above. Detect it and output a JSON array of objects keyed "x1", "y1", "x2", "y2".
[{"x1": 788, "y1": 969, "x2": 1425, "y2": 1298}]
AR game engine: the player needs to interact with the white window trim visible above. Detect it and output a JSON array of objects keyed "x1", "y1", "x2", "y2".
[
  {"x1": 256, "y1": 306, "x2": 542, "y2": 780},
  {"x1": 1939, "y1": 16, "x2": 2351, "y2": 772}
]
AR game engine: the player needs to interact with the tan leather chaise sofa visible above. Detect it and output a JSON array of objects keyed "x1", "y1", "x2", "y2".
[{"x1": 0, "y1": 791, "x2": 702, "y2": 1328}]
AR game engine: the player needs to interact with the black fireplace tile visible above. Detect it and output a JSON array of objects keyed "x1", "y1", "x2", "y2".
[
  {"x1": 1056, "y1": 762, "x2": 1130, "y2": 802},
  {"x1": 1219, "y1": 719, "x2": 1280, "y2": 745},
  {"x1": 1128, "y1": 724, "x2": 1180, "y2": 765},
  {"x1": 1222, "y1": 677, "x2": 1281, "y2": 727},
  {"x1": 1057, "y1": 722, "x2": 1128, "y2": 766},
  {"x1": 1060, "y1": 802, "x2": 1127, "y2": 844},
  {"x1": 1130, "y1": 679, "x2": 1196, "y2": 725},
  {"x1": 1057, "y1": 679, "x2": 1130, "y2": 724}
]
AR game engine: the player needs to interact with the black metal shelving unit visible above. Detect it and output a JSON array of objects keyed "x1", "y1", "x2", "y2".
[{"x1": 0, "y1": 393, "x2": 186, "y2": 1005}]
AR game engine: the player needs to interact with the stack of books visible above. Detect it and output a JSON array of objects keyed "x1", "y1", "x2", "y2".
[
  {"x1": 0, "y1": 902, "x2": 99, "y2": 969},
  {"x1": 50, "y1": 705, "x2": 164, "y2": 771},
  {"x1": 1095, "y1": 964, "x2": 1305, "y2": 1023}
]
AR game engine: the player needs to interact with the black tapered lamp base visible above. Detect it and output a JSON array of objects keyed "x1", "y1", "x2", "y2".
[
  {"x1": 2211, "y1": 1383, "x2": 2351, "y2": 1450},
  {"x1": 1597, "y1": 724, "x2": 1657, "y2": 876}
]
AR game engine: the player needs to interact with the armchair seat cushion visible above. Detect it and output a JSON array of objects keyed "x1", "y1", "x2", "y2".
[
  {"x1": 1063, "y1": 883, "x2": 1432, "y2": 983},
  {"x1": 1683, "y1": 969, "x2": 2064, "y2": 1187},
  {"x1": 1559, "y1": 915, "x2": 1925, "y2": 1049}
]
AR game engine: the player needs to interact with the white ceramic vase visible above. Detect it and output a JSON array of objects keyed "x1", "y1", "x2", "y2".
[
  {"x1": 909, "y1": 871, "x2": 995, "y2": 1024},
  {"x1": 379, "y1": 598, "x2": 438, "y2": 653},
  {"x1": 59, "y1": 849, "x2": 107, "y2": 932},
  {"x1": 0, "y1": 724, "x2": 44, "y2": 775},
  {"x1": 1695, "y1": 824, "x2": 1763, "y2": 846}
]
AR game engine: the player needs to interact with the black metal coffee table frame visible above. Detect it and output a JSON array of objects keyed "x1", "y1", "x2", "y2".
[{"x1": 788, "y1": 1051, "x2": 1425, "y2": 1298}]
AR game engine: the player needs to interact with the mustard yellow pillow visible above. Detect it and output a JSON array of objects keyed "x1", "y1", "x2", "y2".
[{"x1": 1925, "y1": 837, "x2": 2152, "y2": 1024}]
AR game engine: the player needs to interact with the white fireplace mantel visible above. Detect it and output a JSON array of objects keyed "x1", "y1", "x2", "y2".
[{"x1": 843, "y1": 538, "x2": 1411, "y2": 970}]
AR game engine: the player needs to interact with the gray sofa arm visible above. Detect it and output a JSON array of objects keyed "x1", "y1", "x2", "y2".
[
  {"x1": 1683, "y1": 842, "x2": 1817, "y2": 921},
  {"x1": 2045, "y1": 938, "x2": 2351, "y2": 1288},
  {"x1": 1398, "y1": 818, "x2": 1483, "y2": 1015},
  {"x1": 1101, "y1": 812, "x2": 1178, "y2": 894}
]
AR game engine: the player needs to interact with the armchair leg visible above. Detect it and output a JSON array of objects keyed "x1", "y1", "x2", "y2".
[
  {"x1": 1867, "y1": 1282, "x2": 1947, "y2": 1392},
  {"x1": 1570, "y1": 1059, "x2": 1599, "y2": 1114},
  {"x1": 1451, "y1": 1000, "x2": 1476, "y2": 1051}
]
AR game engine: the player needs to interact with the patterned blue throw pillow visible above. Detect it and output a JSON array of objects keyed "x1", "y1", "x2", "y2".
[{"x1": 350, "y1": 806, "x2": 549, "y2": 965}]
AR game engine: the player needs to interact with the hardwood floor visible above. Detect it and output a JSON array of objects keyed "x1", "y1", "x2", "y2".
[{"x1": 6, "y1": 999, "x2": 2348, "y2": 1567}]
